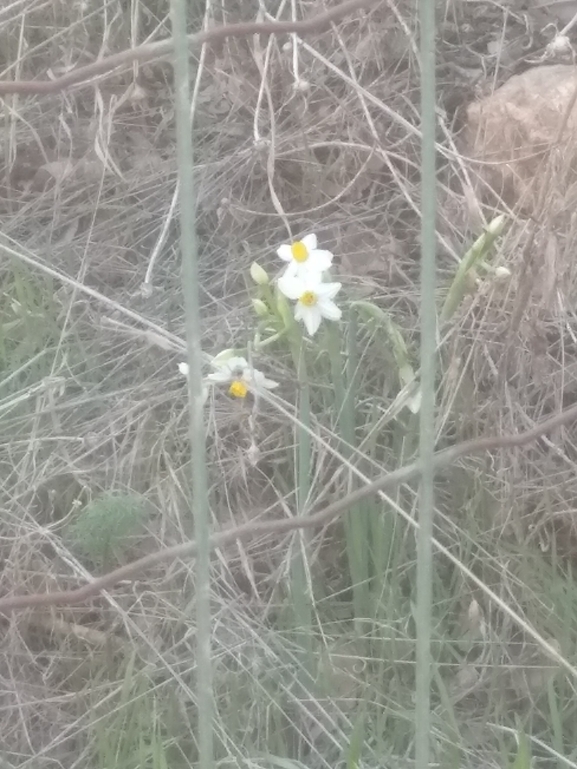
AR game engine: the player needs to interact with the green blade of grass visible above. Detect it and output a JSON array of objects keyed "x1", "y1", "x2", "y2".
[
  {"x1": 328, "y1": 315, "x2": 370, "y2": 623},
  {"x1": 508, "y1": 729, "x2": 532, "y2": 769},
  {"x1": 415, "y1": 0, "x2": 438, "y2": 765},
  {"x1": 292, "y1": 341, "x2": 314, "y2": 679}
]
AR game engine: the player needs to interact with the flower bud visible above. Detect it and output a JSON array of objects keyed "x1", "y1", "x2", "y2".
[
  {"x1": 252, "y1": 298, "x2": 269, "y2": 317},
  {"x1": 486, "y1": 214, "x2": 506, "y2": 237},
  {"x1": 250, "y1": 262, "x2": 270, "y2": 285},
  {"x1": 494, "y1": 265, "x2": 511, "y2": 280}
]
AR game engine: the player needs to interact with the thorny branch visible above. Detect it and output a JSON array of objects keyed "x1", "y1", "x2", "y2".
[
  {"x1": 1, "y1": 401, "x2": 577, "y2": 614},
  {"x1": 0, "y1": 0, "x2": 377, "y2": 96}
]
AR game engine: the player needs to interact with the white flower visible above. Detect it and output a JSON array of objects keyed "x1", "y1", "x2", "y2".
[
  {"x1": 180, "y1": 355, "x2": 278, "y2": 398},
  {"x1": 277, "y1": 272, "x2": 342, "y2": 336},
  {"x1": 206, "y1": 356, "x2": 250, "y2": 384},
  {"x1": 276, "y1": 233, "x2": 333, "y2": 278},
  {"x1": 207, "y1": 356, "x2": 278, "y2": 398}
]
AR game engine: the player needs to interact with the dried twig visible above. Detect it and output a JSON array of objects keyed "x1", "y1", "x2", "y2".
[
  {"x1": 1, "y1": 401, "x2": 576, "y2": 614},
  {"x1": 0, "y1": 0, "x2": 377, "y2": 96}
]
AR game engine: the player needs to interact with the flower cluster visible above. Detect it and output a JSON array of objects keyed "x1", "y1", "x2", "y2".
[
  {"x1": 179, "y1": 233, "x2": 342, "y2": 400},
  {"x1": 275, "y1": 233, "x2": 342, "y2": 337}
]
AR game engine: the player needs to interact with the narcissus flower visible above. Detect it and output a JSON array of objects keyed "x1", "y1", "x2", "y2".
[
  {"x1": 179, "y1": 355, "x2": 277, "y2": 399},
  {"x1": 205, "y1": 356, "x2": 250, "y2": 384},
  {"x1": 207, "y1": 356, "x2": 278, "y2": 398},
  {"x1": 277, "y1": 233, "x2": 333, "y2": 278},
  {"x1": 277, "y1": 272, "x2": 342, "y2": 336}
]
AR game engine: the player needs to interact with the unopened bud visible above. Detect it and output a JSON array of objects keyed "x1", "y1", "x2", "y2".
[
  {"x1": 494, "y1": 266, "x2": 511, "y2": 281},
  {"x1": 252, "y1": 298, "x2": 269, "y2": 317},
  {"x1": 250, "y1": 262, "x2": 270, "y2": 286}
]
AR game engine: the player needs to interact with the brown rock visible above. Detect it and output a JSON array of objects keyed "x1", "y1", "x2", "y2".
[{"x1": 464, "y1": 64, "x2": 577, "y2": 217}]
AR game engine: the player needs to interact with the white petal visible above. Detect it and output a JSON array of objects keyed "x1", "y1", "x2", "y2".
[
  {"x1": 227, "y1": 356, "x2": 249, "y2": 371},
  {"x1": 318, "y1": 298, "x2": 342, "y2": 321},
  {"x1": 212, "y1": 356, "x2": 247, "y2": 376},
  {"x1": 284, "y1": 261, "x2": 321, "y2": 280},
  {"x1": 277, "y1": 244, "x2": 293, "y2": 262},
  {"x1": 281, "y1": 261, "x2": 299, "y2": 279},
  {"x1": 310, "y1": 249, "x2": 333, "y2": 271},
  {"x1": 407, "y1": 389, "x2": 421, "y2": 414},
  {"x1": 178, "y1": 362, "x2": 189, "y2": 377},
  {"x1": 296, "y1": 271, "x2": 324, "y2": 292},
  {"x1": 301, "y1": 233, "x2": 318, "y2": 252},
  {"x1": 212, "y1": 348, "x2": 238, "y2": 365},
  {"x1": 207, "y1": 370, "x2": 232, "y2": 383},
  {"x1": 278, "y1": 274, "x2": 305, "y2": 300},
  {"x1": 316, "y1": 281, "x2": 342, "y2": 300},
  {"x1": 250, "y1": 369, "x2": 279, "y2": 389},
  {"x1": 295, "y1": 303, "x2": 322, "y2": 336}
]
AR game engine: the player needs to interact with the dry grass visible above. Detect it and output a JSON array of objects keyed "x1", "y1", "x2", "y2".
[{"x1": 3, "y1": 0, "x2": 577, "y2": 766}]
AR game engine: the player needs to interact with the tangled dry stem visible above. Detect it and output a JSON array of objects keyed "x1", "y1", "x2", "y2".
[
  {"x1": 2, "y1": 400, "x2": 577, "y2": 614},
  {"x1": 0, "y1": 0, "x2": 378, "y2": 96}
]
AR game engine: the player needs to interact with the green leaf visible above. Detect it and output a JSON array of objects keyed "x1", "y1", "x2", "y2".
[
  {"x1": 440, "y1": 214, "x2": 507, "y2": 323},
  {"x1": 508, "y1": 730, "x2": 532, "y2": 769}
]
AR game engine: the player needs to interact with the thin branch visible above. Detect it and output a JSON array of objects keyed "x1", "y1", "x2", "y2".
[
  {"x1": 1, "y1": 401, "x2": 576, "y2": 614},
  {"x1": 0, "y1": 0, "x2": 377, "y2": 96}
]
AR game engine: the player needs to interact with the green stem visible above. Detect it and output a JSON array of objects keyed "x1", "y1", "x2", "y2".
[
  {"x1": 327, "y1": 317, "x2": 368, "y2": 623},
  {"x1": 254, "y1": 330, "x2": 286, "y2": 350},
  {"x1": 290, "y1": 332, "x2": 314, "y2": 678},
  {"x1": 415, "y1": 0, "x2": 437, "y2": 766},
  {"x1": 169, "y1": 1, "x2": 213, "y2": 767}
]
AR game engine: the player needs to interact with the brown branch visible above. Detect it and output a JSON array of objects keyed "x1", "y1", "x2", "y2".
[
  {"x1": 1, "y1": 402, "x2": 576, "y2": 614},
  {"x1": 0, "y1": 0, "x2": 377, "y2": 96}
]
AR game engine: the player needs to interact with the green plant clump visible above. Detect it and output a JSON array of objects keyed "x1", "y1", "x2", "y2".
[{"x1": 66, "y1": 492, "x2": 148, "y2": 570}]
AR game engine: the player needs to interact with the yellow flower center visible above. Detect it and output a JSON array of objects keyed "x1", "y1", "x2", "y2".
[
  {"x1": 300, "y1": 290, "x2": 317, "y2": 307},
  {"x1": 291, "y1": 241, "x2": 309, "y2": 263},
  {"x1": 229, "y1": 380, "x2": 248, "y2": 399}
]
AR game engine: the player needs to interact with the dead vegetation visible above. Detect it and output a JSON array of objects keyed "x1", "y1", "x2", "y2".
[{"x1": 3, "y1": 0, "x2": 577, "y2": 765}]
